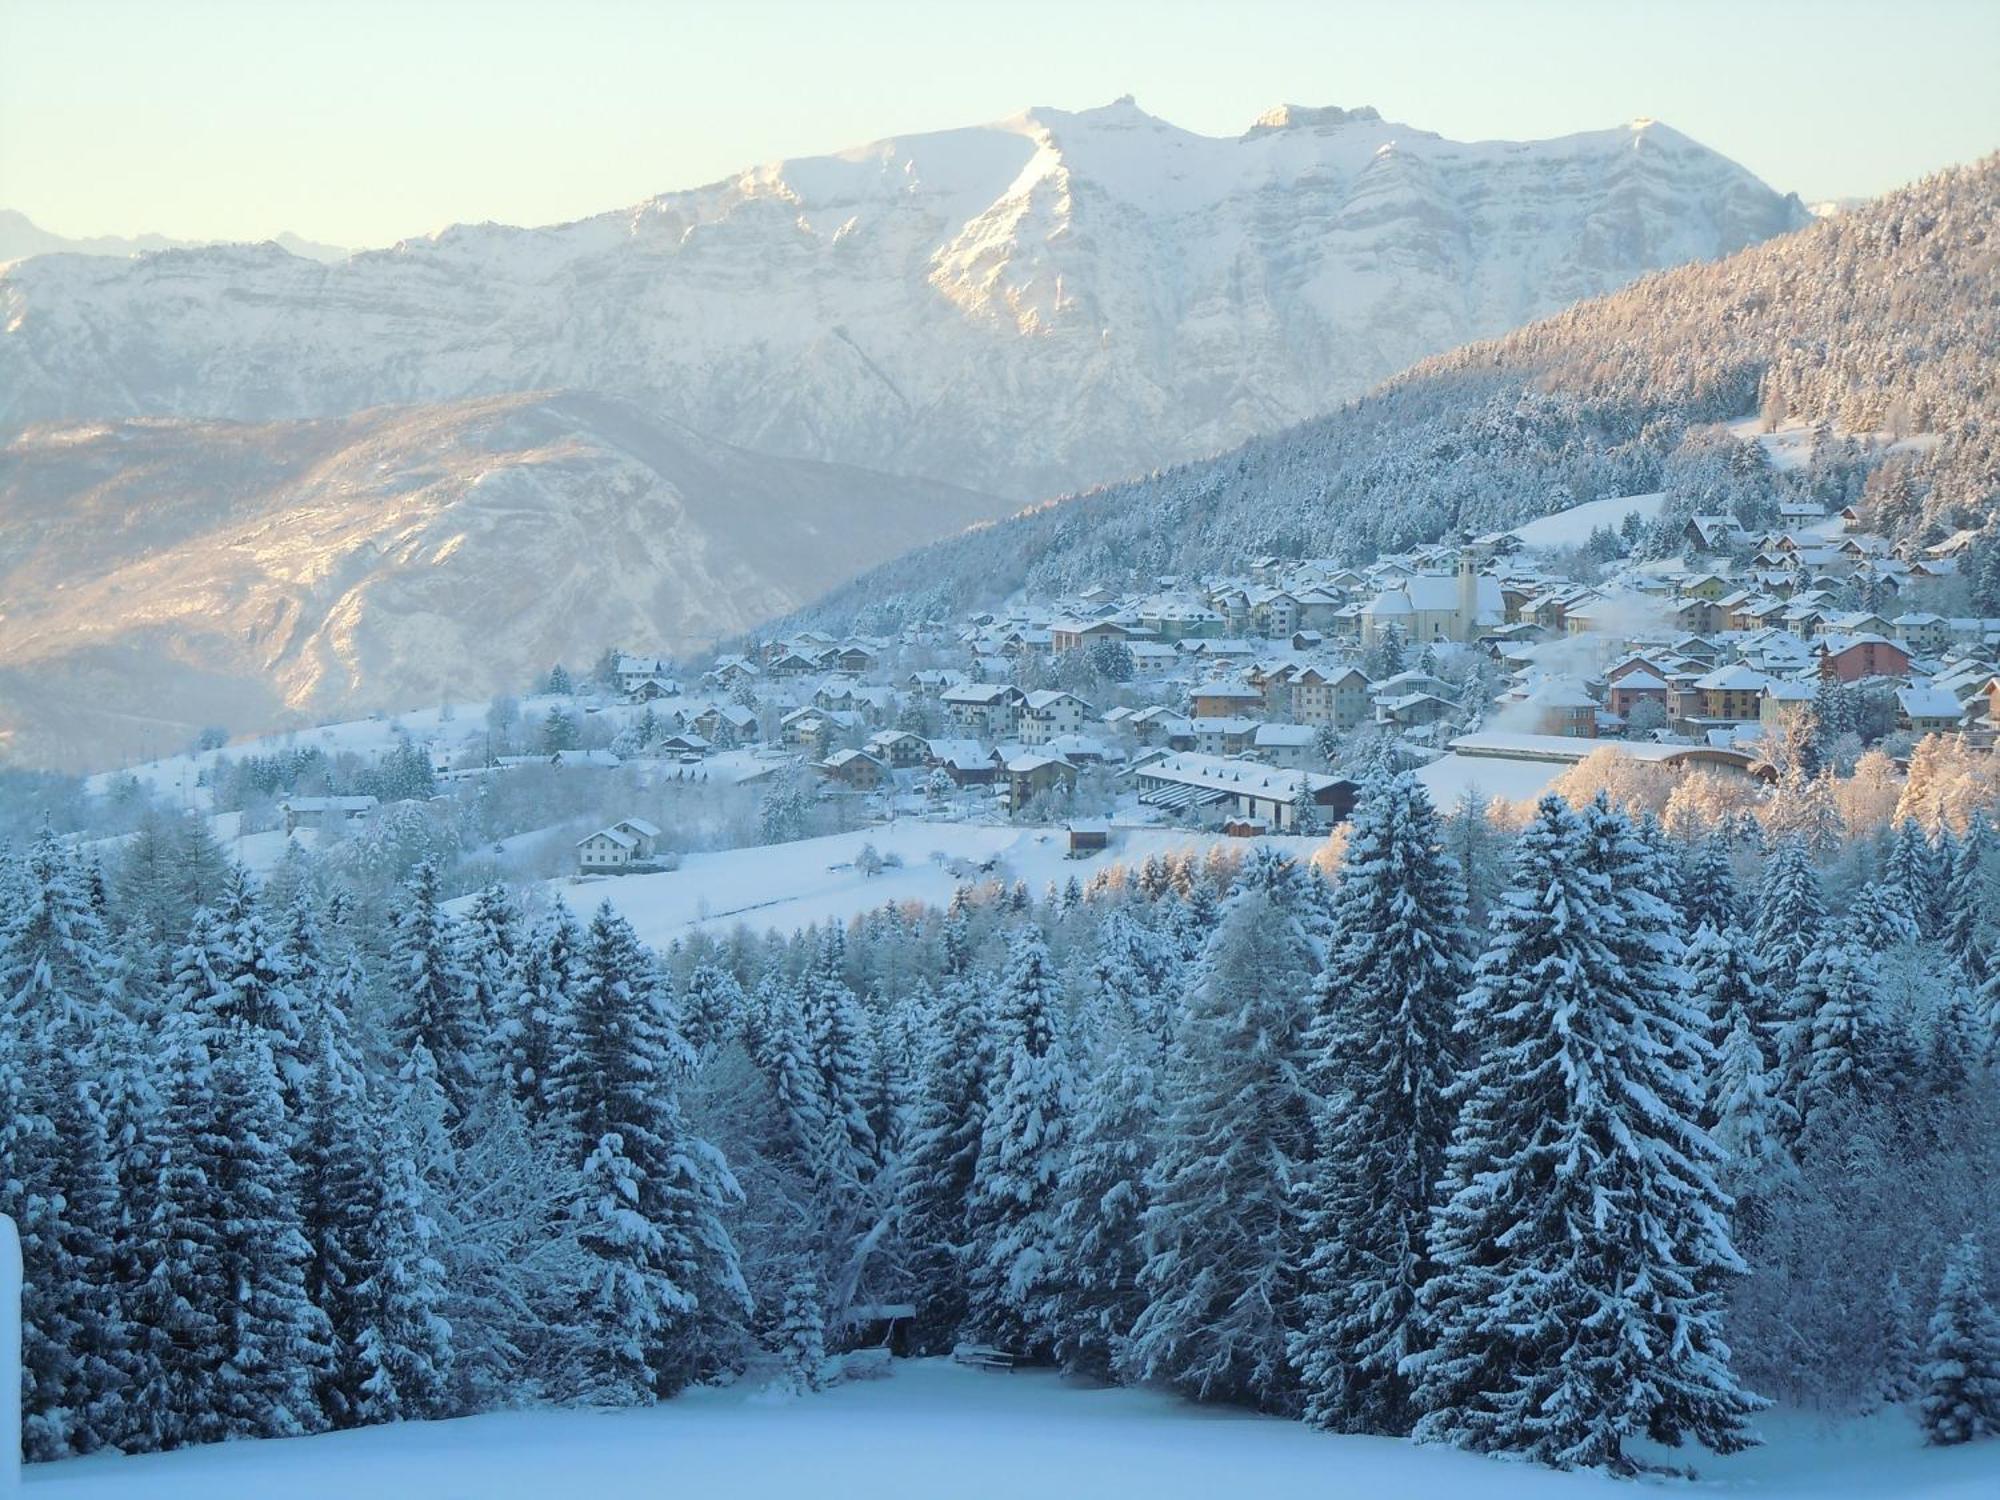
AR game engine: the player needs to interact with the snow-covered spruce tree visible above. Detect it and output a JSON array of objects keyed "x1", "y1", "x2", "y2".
[
  {"x1": 1943, "y1": 816, "x2": 1993, "y2": 986},
  {"x1": 141, "y1": 994, "x2": 230, "y2": 1449},
  {"x1": 1754, "y1": 835, "x2": 1826, "y2": 994},
  {"x1": 149, "y1": 954, "x2": 334, "y2": 1445},
  {"x1": 554, "y1": 902, "x2": 746, "y2": 1401},
  {"x1": 1411, "y1": 794, "x2": 1760, "y2": 1473},
  {"x1": 354, "y1": 1099, "x2": 456, "y2": 1425},
  {"x1": 1047, "y1": 1000, "x2": 1158, "y2": 1379},
  {"x1": 214, "y1": 865, "x2": 304, "y2": 1072},
  {"x1": 895, "y1": 972, "x2": 992, "y2": 1353},
  {"x1": 1683, "y1": 922, "x2": 1781, "y2": 1061},
  {"x1": 1294, "y1": 768, "x2": 1472, "y2": 1436},
  {"x1": 965, "y1": 926, "x2": 1074, "y2": 1355},
  {"x1": 1705, "y1": 985, "x2": 1794, "y2": 1243},
  {"x1": 1090, "y1": 908, "x2": 1181, "y2": 1054},
  {"x1": 297, "y1": 1016, "x2": 382, "y2": 1427},
  {"x1": 1883, "y1": 818, "x2": 1941, "y2": 941},
  {"x1": 388, "y1": 859, "x2": 479, "y2": 1122},
  {"x1": 1776, "y1": 925, "x2": 1889, "y2": 1133},
  {"x1": 1850, "y1": 880, "x2": 1919, "y2": 952},
  {"x1": 1680, "y1": 833, "x2": 1742, "y2": 938},
  {"x1": 496, "y1": 901, "x2": 582, "y2": 1123},
  {"x1": 1880, "y1": 1269, "x2": 1923, "y2": 1408},
  {"x1": 801, "y1": 924, "x2": 879, "y2": 1191},
  {"x1": 1920, "y1": 1236, "x2": 2000, "y2": 1445},
  {"x1": 1126, "y1": 884, "x2": 1317, "y2": 1412},
  {"x1": 679, "y1": 960, "x2": 746, "y2": 1060},
  {"x1": 774, "y1": 1256, "x2": 829, "y2": 1395},
  {"x1": 456, "y1": 882, "x2": 523, "y2": 1078},
  {"x1": 0, "y1": 831, "x2": 131, "y2": 1456}
]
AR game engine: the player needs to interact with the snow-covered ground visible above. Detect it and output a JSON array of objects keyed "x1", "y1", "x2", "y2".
[
  {"x1": 1508, "y1": 492, "x2": 1665, "y2": 550},
  {"x1": 536, "y1": 823, "x2": 1326, "y2": 945},
  {"x1": 1415, "y1": 752, "x2": 1567, "y2": 810},
  {"x1": 28, "y1": 1360, "x2": 1994, "y2": 1500}
]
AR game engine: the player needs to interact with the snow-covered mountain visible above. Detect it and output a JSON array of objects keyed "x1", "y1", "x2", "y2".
[
  {"x1": 0, "y1": 392, "x2": 1011, "y2": 769},
  {"x1": 0, "y1": 208, "x2": 350, "y2": 265},
  {"x1": 0, "y1": 100, "x2": 1812, "y2": 767},
  {"x1": 1, "y1": 99, "x2": 1805, "y2": 498}
]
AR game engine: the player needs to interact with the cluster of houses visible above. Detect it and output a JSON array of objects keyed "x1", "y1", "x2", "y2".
[{"x1": 568, "y1": 495, "x2": 2000, "y2": 861}]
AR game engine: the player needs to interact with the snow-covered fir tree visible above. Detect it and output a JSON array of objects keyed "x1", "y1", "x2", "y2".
[
  {"x1": 965, "y1": 926, "x2": 1074, "y2": 1354},
  {"x1": 1294, "y1": 769, "x2": 1472, "y2": 1436},
  {"x1": 553, "y1": 902, "x2": 745, "y2": 1400},
  {"x1": 1754, "y1": 835, "x2": 1826, "y2": 994},
  {"x1": 1919, "y1": 1236, "x2": 2000, "y2": 1445},
  {"x1": 388, "y1": 861, "x2": 479, "y2": 1122},
  {"x1": 1412, "y1": 794, "x2": 1760, "y2": 1473},
  {"x1": 1126, "y1": 882, "x2": 1317, "y2": 1411},
  {"x1": 1047, "y1": 998, "x2": 1157, "y2": 1378}
]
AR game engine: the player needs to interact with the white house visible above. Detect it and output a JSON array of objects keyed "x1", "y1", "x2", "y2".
[
  {"x1": 1020, "y1": 690, "x2": 1092, "y2": 745},
  {"x1": 575, "y1": 817, "x2": 664, "y2": 873}
]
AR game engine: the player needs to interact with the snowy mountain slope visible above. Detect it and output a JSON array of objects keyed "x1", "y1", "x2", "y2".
[
  {"x1": 0, "y1": 208, "x2": 349, "y2": 264},
  {"x1": 0, "y1": 100, "x2": 1806, "y2": 498},
  {"x1": 795, "y1": 154, "x2": 1999, "y2": 632},
  {"x1": 0, "y1": 392, "x2": 1013, "y2": 769}
]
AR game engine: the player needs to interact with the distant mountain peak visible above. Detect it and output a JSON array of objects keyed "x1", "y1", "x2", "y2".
[{"x1": 1243, "y1": 103, "x2": 1383, "y2": 138}]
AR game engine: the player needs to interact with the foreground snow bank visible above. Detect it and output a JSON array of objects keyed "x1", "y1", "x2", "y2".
[{"x1": 28, "y1": 1360, "x2": 1994, "y2": 1500}]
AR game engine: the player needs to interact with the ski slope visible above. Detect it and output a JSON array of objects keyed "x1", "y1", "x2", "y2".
[{"x1": 28, "y1": 1360, "x2": 1994, "y2": 1500}]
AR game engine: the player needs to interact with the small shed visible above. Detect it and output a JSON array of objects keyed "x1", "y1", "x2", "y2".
[{"x1": 1066, "y1": 820, "x2": 1111, "y2": 857}]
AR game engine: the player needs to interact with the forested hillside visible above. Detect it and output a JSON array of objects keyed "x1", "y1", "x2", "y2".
[{"x1": 799, "y1": 155, "x2": 1998, "y2": 636}]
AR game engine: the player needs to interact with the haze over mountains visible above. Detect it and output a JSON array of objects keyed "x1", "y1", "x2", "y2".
[
  {"x1": 0, "y1": 98, "x2": 1813, "y2": 767},
  {"x1": 0, "y1": 209, "x2": 349, "y2": 265}
]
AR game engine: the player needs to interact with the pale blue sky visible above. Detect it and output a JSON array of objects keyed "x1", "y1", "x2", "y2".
[{"x1": 4, "y1": 0, "x2": 1997, "y2": 248}]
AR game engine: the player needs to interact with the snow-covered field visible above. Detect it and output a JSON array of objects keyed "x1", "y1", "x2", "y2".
[
  {"x1": 539, "y1": 823, "x2": 1327, "y2": 945},
  {"x1": 27, "y1": 1360, "x2": 1994, "y2": 1500},
  {"x1": 1508, "y1": 491, "x2": 1665, "y2": 550}
]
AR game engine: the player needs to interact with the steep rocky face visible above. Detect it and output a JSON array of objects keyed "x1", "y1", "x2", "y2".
[
  {"x1": 0, "y1": 393, "x2": 1012, "y2": 768},
  {"x1": 0, "y1": 100, "x2": 1806, "y2": 499}
]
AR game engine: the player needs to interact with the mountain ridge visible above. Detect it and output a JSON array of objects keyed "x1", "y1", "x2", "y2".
[{"x1": 0, "y1": 99, "x2": 1807, "y2": 499}]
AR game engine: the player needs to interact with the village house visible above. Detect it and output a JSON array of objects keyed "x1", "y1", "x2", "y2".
[
  {"x1": 864, "y1": 728, "x2": 931, "y2": 769},
  {"x1": 1818, "y1": 633, "x2": 1913, "y2": 682},
  {"x1": 1189, "y1": 680, "x2": 1265, "y2": 719},
  {"x1": 817, "y1": 748, "x2": 889, "y2": 790},
  {"x1": 1897, "y1": 685, "x2": 1967, "y2": 737},
  {"x1": 1004, "y1": 753, "x2": 1077, "y2": 810},
  {"x1": 575, "y1": 817, "x2": 663, "y2": 874},
  {"x1": 1192, "y1": 716, "x2": 1259, "y2": 756},
  {"x1": 1134, "y1": 753, "x2": 1356, "y2": 832},
  {"x1": 616, "y1": 655, "x2": 679, "y2": 699},
  {"x1": 1287, "y1": 665, "x2": 1374, "y2": 729},
  {"x1": 1606, "y1": 669, "x2": 1670, "y2": 722},
  {"x1": 925, "y1": 738, "x2": 1005, "y2": 787},
  {"x1": 1689, "y1": 665, "x2": 1773, "y2": 724},
  {"x1": 1020, "y1": 689, "x2": 1092, "y2": 745},
  {"x1": 1252, "y1": 722, "x2": 1319, "y2": 770},
  {"x1": 691, "y1": 703, "x2": 760, "y2": 746},
  {"x1": 279, "y1": 794, "x2": 379, "y2": 833},
  {"x1": 941, "y1": 682, "x2": 1025, "y2": 737}
]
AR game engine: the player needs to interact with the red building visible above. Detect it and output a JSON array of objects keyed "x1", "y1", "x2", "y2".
[{"x1": 1817, "y1": 633, "x2": 1912, "y2": 683}]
